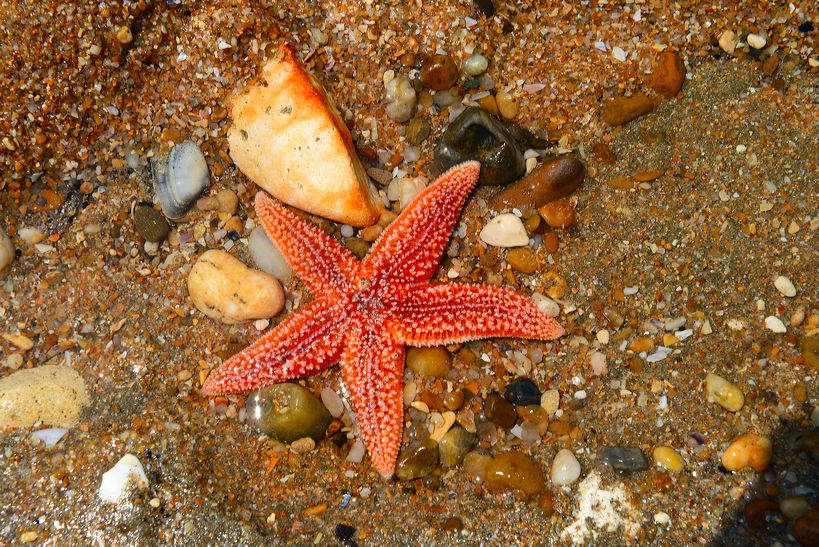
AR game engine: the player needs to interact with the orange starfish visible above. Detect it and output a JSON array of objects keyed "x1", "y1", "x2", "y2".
[{"x1": 202, "y1": 161, "x2": 565, "y2": 478}]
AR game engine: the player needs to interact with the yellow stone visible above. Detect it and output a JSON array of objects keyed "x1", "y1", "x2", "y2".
[{"x1": 652, "y1": 445, "x2": 684, "y2": 473}]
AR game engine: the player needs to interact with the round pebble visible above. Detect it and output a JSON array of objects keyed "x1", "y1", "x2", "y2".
[
  {"x1": 444, "y1": 389, "x2": 466, "y2": 411},
  {"x1": 0, "y1": 226, "x2": 13, "y2": 274},
  {"x1": 774, "y1": 275, "x2": 796, "y2": 297},
  {"x1": 484, "y1": 392, "x2": 517, "y2": 429},
  {"x1": 506, "y1": 247, "x2": 538, "y2": 274},
  {"x1": 464, "y1": 54, "x2": 489, "y2": 76},
  {"x1": 490, "y1": 156, "x2": 586, "y2": 213},
  {"x1": 794, "y1": 512, "x2": 819, "y2": 545},
  {"x1": 538, "y1": 199, "x2": 575, "y2": 229},
  {"x1": 420, "y1": 54, "x2": 458, "y2": 90},
  {"x1": 532, "y1": 292, "x2": 560, "y2": 317},
  {"x1": 188, "y1": 249, "x2": 284, "y2": 324},
  {"x1": 406, "y1": 347, "x2": 452, "y2": 378},
  {"x1": 780, "y1": 496, "x2": 809, "y2": 519},
  {"x1": 290, "y1": 437, "x2": 316, "y2": 453},
  {"x1": 247, "y1": 383, "x2": 332, "y2": 443},
  {"x1": 503, "y1": 377, "x2": 541, "y2": 406},
  {"x1": 705, "y1": 373, "x2": 744, "y2": 412},
  {"x1": 747, "y1": 33, "x2": 767, "y2": 50},
  {"x1": 438, "y1": 426, "x2": 477, "y2": 467},
  {"x1": 248, "y1": 226, "x2": 293, "y2": 281},
  {"x1": 652, "y1": 445, "x2": 684, "y2": 473},
  {"x1": 215, "y1": 188, "x2": 239, "y2": 215},
  {"x1": 485, "y1": 451, "x2": 545, "y2": 495},
  {"x1": 597, "y1": 446, "x2": 649, "y2": 472},
  {"x1": 551, "y1": 448, "x2": 581, "y2": 486},
  {"x1": 495, "y1": 90, "x2": 519, "y2": 119},
  {"x1": 601, "y1": 93, "x2": 654, "y2": 126},
  {"x1": 721, "y1": 433, "x2": 772, "y2": 472},
  {"x1": 395, "y1": 438, "x2": 439, "y2": 481},
  {"x1": 480, "y1": 214, "x2": 529, "y2": 247},
  {"x1": 133, "y1": 204, "x2": 170, "y2": 243},
  {"x1": 589, "y1": 351, "x2": 607, "y2": 376},
  {"x1": 718, "y1": 30, "x2": 738, "y2": 54},
  {"x1": 385, "y1": 75, "x2": 417, "y2": 123},
  {"x1": 764, "y1": 316, "x2": 787, "y2": 333}
]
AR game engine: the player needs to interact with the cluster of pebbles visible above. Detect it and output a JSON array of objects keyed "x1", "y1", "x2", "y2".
[{"x1": 0, "y1": 0, "x2": 817, "y2": 544}]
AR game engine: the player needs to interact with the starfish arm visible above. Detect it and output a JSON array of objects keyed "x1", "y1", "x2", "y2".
[
  {"x1": 390, "y1": 283, "x2": 565, "y2": 346},
  {"x1": 362, "y1": 161, "x2": 480, "y2": 285},
  {"x1": 255, "y1": 192, "x2": 361, "y2": 297},
  {"x1": 202, "y1": 298, "x2": 346, "y2": 395},
  {"x1": 340, "y1": 324, "x2": 405, "y2": 479}
]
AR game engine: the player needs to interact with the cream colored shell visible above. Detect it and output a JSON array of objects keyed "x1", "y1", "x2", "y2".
[{"x1": 228, "y1": 45, "x2": 380, "y2": 226}]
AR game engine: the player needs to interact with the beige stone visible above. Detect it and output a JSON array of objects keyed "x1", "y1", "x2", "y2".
[
  {"x1": 228, "y1": 44, "x2": 380, "y2": 226},
  {"x1": 0, "y1": 226, "x2": 13, "y2": 275},
  {"x1": 0, "y1": 366, "x2": 89, "y2": 428},
  {"x1": 188, "y1": 249, "x2": 284, "y2": 324}
]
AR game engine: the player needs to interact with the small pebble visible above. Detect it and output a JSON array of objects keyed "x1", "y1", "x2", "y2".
[
  {"x1": 290, "y1": 437, "x2": 316, "y2": 453},
  {"x1": 490, "y1": 157, "x2": 585, "y2": 213},
  {"x1": 116, "y1": 25, "x2": 133, "y2": 44},
  {"x1": 188, "y1": 249, "x2": 284, "y2": 323},
  {"x1": 541, "y1": 389, "x2": 560, "y2": 415},
  {"x1": 764, "y1": 316, "x2": 786, "y2": 333},
  {"x1": 774, "y1": 275, "x2": 796, "y2": 297},
  {"x1": 133, "y1": 205, "x2": 170, "y2": 243},
  {"x1": 747, "y1": 33, "x2": 767, "y2": 49},
  {"x1": 248, "y1": 226, "x2": 293, "y2": 281},
  {"x1": 721, "y1": 433, "x2": 772, "y2": 472},
  {"x1": 601, "y1": 93, "x2": 654, "y2": 126},
  {"x1": 438, "y1": 426, "x2": 477, "y2": 467},
  {"x1": 155, "y1": 139, "x2": 210, "y2": 220},
  {"x1": 718, "y1": 30, "x2": 738, "y2": 54},
  {"x1": 32, "y1": 428, "x2": 68, "y2": 447},
  {"x1": 405, "y1": 118, "x2": 431, "y2": 145},
  {"x1": 320, "y1": 387, "x2": 344, "y2": 418},
  {"x1": 385, "y1": 75, "x2": 417, "y2": 123},
  {"x1": 538, "y1": 199, "x2": 575, "y2": 229},
  {"x1": 652, "y1": 445, "x2": 684, "y2": 473},
  {"x1": 597, "y1": 446, "x2": 649, "y2": 472},
  {"x1": 17, "y1": 227, "x2": 45, "y2": 245},
  {"x1": 484, "y1": 392, "x2": 517, "y2": 429},
  {"x1": 589, "y1": 352, "x2": 607, "y2": 376},
  {"x1": 98, "y1": 454, "x2": 148, "y2": 503},
  {"x1": 480, "y1": 214, "x2": 529, "y2": 247},
  {"x1": 780, "y1": 496, "x2": 809, "y2": 519},
  {"x1": 648, "y1": 50, "x2": 686, "y2": 97},
  {"x1": 551, "y1": 448, "x2": 581, "y2": 486},
  {"x1": 705, "y1": 373, "x2": 744, "y2": 412},
  {"x1": 444, "y1": 389, "x2": 466, "y2": 411},
  {"x1": 504, "y1": 377, "x2": 541, "y2": 406},
  {"x1": 485, "y1": 451, "x2": 545, "y2": 495},
  {"x1": 540, "y1": 271, "x2": 568, "y2": 299},
  {"x1": 506, "y1": 247, "x2": 538, "y2": 274},
  {"x1": 247, "y1": 383, "x2": 332, "y2": 443},
  {"x1": 406, "y1": 347, "x2": 452, "y2": 378},
  {"x1": 5, "y1": 353, "x2": 23, "y2": 370},
  {"x1": 495, "y1": 90, "x2": 519, "y2": 119},
  {"x1": 464, "y1": 53, "x2": 489, "y2": 76},
  {"x1": 395, "y1": 438, "x2": 439, "y2": 481},
  {"x1": 532, "y1": 293, "x2": 560, "y2": 317},
  {"x1": 215, "y1": 189, "x2": 239, "y2": 215},
  {"x1": 420, "y1": 54, "x2": 458, "y2": 90}
]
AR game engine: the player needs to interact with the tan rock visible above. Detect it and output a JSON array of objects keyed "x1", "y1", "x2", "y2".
[
  {"x1": 188, "y1": 249, "x2": 284, "y2": 324},
  {"x1": 228, "y1": 44, "x2": 380, "y2": 226},
  {"x1": 0, "y1": 226, "x2": 13, "y2": 275},
  {"x1": 0, "y1": 366, "x2": 89, "y2": 428}
]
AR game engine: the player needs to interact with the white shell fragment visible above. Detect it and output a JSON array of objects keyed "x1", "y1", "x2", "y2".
[
  {"x1": 773, "y1": 275, "x2": 796, "y2": 297},
  {"x1": 32, "y1": 428, "x2": 69, "y2": 447},
  {"x1": 479, "y1": 214, "x2": 529, "y2": 247},
  {"x1": 153, "y1": 139, "x2": 210, "y2": 220},
  {"x1": 98, "y1": 454, "x2": 149, "y2": 503},
  {"x1": 764, "y1": 316, "x2": 787, "y2": 333}
]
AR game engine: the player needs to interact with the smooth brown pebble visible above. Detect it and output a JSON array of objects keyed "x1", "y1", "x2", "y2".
[
  {"x1": 420, "y1": 54, "x2": 458, "y2": 90},
  {"x1": 601, "y1": 93, "x2": 654, "y2": 126},
  {"x1": 506, "y1": 248, "x2": 538, "y2": 274},
  {"x1": 406, "y1": 347, "x2": 452, "y2": 378},
  {"x1": 538, "y1": 199, "x2": 575, "y2": 229},
  {"x1": 484, "y1": 451, "x2": 545, "y2": 496},
  {"x1": 495, "y1": 91, "x2": 519, "y2": 119},
  {"x1": 543, "y1": 232, "x2": 559, "y2": 254},
  {"x1": 484, "y1": 392, "x2": 516, "y2": 429},
  {"x1": 491, "y1": 156, "x2": 585, "y2": 212}
]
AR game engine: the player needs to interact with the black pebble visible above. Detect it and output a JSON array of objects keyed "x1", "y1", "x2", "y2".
[
  {"x1": 798, "y1": 21, "x2": 813, "y2": 33},
  {"x1": 335, "y1": 524, "x2": 357, "y2": 547},
  {"x1": 503, "y1": 377, "x2": 541, "y2": 406}
]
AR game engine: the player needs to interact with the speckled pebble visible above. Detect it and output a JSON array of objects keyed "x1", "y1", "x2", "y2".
[
  {"x1": 506, "y1": 247, "x2": 538, "y2": 274},
  {"x1": 420, "y1": 54, "x2": 458, "y2": 90},
  {"x1": 438, "y1": 426, "x2": 477, "y2": 467},
  {"x1": 538, "y1": 199, "x2": 575, "y2": 229},
  {"x1": 774, "y1": 275, "x2": 796, "y2": 297},
  {"x1": 0, "y1": 366, "x2": 89, "y2": 428},
  {"x1": 246, "y1": 383, "x2": 332, "y2": 443},
  {"x1": 705, "y1": 373, "x2": 744, "y2": 412},
  {"x1": 540, "y1": 389, "x2": 560, "y2": 415}
]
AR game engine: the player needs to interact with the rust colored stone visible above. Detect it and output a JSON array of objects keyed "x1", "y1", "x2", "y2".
[
  {"x1": 601, "y1": 93, "x2": 655, "y2": 126},
  {"x1": 648, "y1": 51, "x2": 686, "y2": 97}
]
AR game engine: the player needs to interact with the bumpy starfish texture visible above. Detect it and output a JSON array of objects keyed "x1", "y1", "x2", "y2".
[{"x1": 202, "y1": 161, "x2": 565, "y2": 478}]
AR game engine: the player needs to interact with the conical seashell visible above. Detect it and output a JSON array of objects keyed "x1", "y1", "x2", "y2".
[{"x1": 153, "y1": 139, "x2": 210, "y2": 220}]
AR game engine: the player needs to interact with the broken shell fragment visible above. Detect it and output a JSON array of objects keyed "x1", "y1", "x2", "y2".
[
  {"x1": 227, "y1": 44, "x2": 380, "y2": 226},
  {"x1": 153, "y1": 139, "x2": 210, "y2": 220}
]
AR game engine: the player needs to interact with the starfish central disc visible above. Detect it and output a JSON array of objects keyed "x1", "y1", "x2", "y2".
[{"x1": 202, "y1": 161, "x2": 565, "y2": 479}]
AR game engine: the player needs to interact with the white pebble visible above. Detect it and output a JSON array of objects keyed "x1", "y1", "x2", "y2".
[
  {"x1": 340, "y1": 225, "x2": 354, "y2": 238},
  {"x1": 589, "y1": 352, "x2": 607, "y2": 376},
  {"x1": 531, "y1": 292, "x2": 560, "y2": 317},
  {"x1": 574, "y1": 390, "x2": 587, "y2": 399},
  {"x1": 479, "y1": 214, "x2": 529, "y2": 247},
  {"x1": 98, "y1": 454, "x2": 149, "y2": 503},
  {"x1": 551, "y1": 448, "x2": 581, "y2": 486},
  {"x1": 17, "y1": 227, "x2": 45, "y2": 245},
  {"x1": 346, "y1": 439, "x2": 366, "y2": 463},
  {"x1": 398, "y1": 177, "x2": 427, "y2": 211},
  {"x1": 764, "y1": 316, "x2": 787, "y2": 333},
  {"x1": 596, "y1": 330, "x2": 610, "y2": 344},
  {"x1": 541, "y1": 389, "x2": 560, "y2": 415},
  {"x1": 746, "y1": 33, "x2": 767, "y2": 49},
  {"x1": 385, "y1": 75, "x2": 416, "y2": 123},
  {"x1": 320, "y1": 387, "x2": 345, "y2": 418},
  {"x1": 654, "y1": 511, "x2": 671, "y2": 524},
  {"x1": 774, "y1": 275, "x2": 796, "y2": 297},
  {"x1": 248, "y1": 226, "x2": 292, "y2": 281},
  {"x1": 0, "y1": 226, "x2": 13, "y2": 274},
  {"x1": 464, "y1": 54, "x2": 489, "y2": 76}
]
